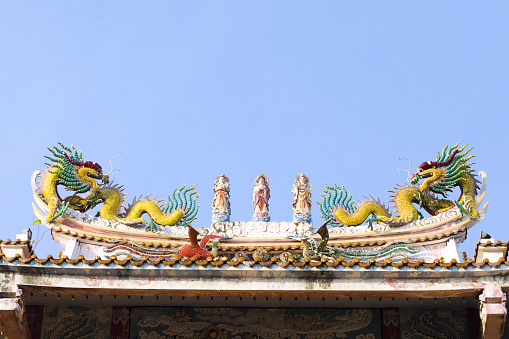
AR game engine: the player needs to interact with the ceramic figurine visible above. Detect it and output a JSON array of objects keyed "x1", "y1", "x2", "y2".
[
  {"x1": 252, "y1": 173, "x2": 270, "y2": 222},
  {"x1": 212, "y1": 173, "x2": 231, "y2": 222},
  {"x1": 292, "y1": 173, "x2": 312, "y2": 223}
]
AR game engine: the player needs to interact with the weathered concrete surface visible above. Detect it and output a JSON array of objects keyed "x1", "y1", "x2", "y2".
[
  {"x1": 480, "y1": 285, "x2": 507, "y2": 339},
  {"x1": 1, "y1": 258, "x2": 508, "y2": 338},
  {"x1": 476, "y1": 239, "x2": 509, "y2": 264},
  {"x1": 1, "y1": 260, "x2": 509, "y2": 299},
  {"x1": 0, "y1": 295, "x2": 31, "y2": 339}
]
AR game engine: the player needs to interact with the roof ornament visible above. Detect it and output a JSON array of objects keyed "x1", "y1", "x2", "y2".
[
  {"x1": 292, "y1": 173, "x2": 312, "y2": 223},
  {"x1": 319, "y1": 142, "x2": 483, "y2": 229},
  {"x1": 212, "y1": 174, "x2": 231, "y2": 223},
  {"x1": 253, "y1": 173, "x2": 270, "y2": 222},
  {"x1": 29, "y1": 142, "x2": 488, "y2": 263},
  {"x1": 36, "y1": 143, "x2": 199, "y2": 232}
]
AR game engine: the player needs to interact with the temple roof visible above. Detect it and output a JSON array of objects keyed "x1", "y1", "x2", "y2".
[{"x1": 1, "y1": 252, "x2": 508, "y2": 272}]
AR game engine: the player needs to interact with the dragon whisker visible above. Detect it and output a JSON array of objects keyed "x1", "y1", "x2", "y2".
[
  {"x1": 105, "y1": 153, "x2": 122, "y2": 176},
  {"x1": 397, "y1": 154, "x2": 413, "y2": 183}
]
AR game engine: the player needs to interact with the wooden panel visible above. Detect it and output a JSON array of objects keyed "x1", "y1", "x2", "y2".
[
  {"x1": 111, "y1": 306, "x2": 130, "y2": 339},
  {"x1": 381, "y1": 308, "x2": 400, "y2": 339},
  {"x1": 26, "y1": 305, "x2": 44, "y2": 339}
]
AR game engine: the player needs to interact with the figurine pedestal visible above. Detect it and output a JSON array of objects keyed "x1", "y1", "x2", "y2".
[{"x1": 165, "y1": 221, "x2": 313, "y2": 238}]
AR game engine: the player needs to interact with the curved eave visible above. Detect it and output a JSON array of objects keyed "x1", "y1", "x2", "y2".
[
  {"x1": 33, "y1": 190, "x2": 488, "y2": 248},
  {"x1": 1, "y1": 253, "x2": 508, "y2": 278}
]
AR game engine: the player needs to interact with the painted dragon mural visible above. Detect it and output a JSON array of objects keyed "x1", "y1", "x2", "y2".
[
  {"x1": 36, "y1": 143, "x2": 199, "y2": 231},
  {"x1": 318, "y1": 142, "x2": 481, "y2": 227}
]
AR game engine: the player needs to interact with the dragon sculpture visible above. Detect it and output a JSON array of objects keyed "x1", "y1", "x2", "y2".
[
  {"x1": 38, "y1": 143, "x2": 199, "y2": 230},
  {"x1": 299, "y1": 224, "x2": 330, "y2": 260},
  {"x1": 299, "y1": 223, "x2": 419, "y2": 260},
  {"x1": 318, "y1": 143, "x2": 479, "y2": 227}
]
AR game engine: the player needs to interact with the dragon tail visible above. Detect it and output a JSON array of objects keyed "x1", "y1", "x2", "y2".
[
  {"x1": 318, "y1": 184, "x2": 391, "y2": 227},
  {"x1": 165, "y1": 185, "x2": 200, "y2": 225}
]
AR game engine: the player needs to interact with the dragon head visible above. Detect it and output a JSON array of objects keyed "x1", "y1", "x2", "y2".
[
  {"x1": 63, "y1": 152, "x2": 109, "y2": 191},
  {"x1": 410, "y1": 143, "x2": 475, "y2": 197},
  {"x1": 46, "y1": 143, "x2": 109, "y2": 194}
]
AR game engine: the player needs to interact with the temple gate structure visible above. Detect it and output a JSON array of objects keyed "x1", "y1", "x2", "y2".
[{"x1": 0, "y1": 142, "x2": 507, "y2": 338}]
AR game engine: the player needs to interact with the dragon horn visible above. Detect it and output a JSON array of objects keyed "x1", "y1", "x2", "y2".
[
  {"x1": 418, "y1": 150, "x2": 459, "y2": 171},
  {"x1": 434, "y1": 149, "x2": 459, "y2": 167}
]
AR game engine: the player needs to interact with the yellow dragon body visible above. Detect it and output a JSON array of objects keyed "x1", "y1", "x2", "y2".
[
  {"x1": 39, "y1": 143, "x2": 198, "y2": 230},
  {"x1": 89, "y1": 186, "x2": 186, "y2": 226},
  {"x1": 319, "y1": 143, "x2": 478, "y2": 227}
]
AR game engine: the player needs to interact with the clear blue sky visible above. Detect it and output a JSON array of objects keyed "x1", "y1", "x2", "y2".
[{"x1": 1, "y1": 2, "x2": 507, "y2": 258}]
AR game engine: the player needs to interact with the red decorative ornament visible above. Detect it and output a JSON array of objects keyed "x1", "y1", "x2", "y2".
[{"x1": 179, "y1": 226, "x2": 221, "y2": 259}]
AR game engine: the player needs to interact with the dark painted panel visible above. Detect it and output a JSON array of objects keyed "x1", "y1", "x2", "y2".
[
  {"x1": 130, "y1": 307, "x2": 382, "y2": 338},
  {"x1": 382, "y1": 308, "x2": 400, "y2": 339},
  {"x1": 501, "y1": 310, "x2": 509, "y2": 339},
  {"x1": 399, "y1": 308, "x2": 470, "y2": 339},
  {"x1": 112, "y1": 306, "x2": 131, "y2": 339},
  {"x1": 40, "y1": 306, "x2": 112, "y2": 339},
  {"x1": 26, "y1": 305, "x2": 44, "y2": 339}
]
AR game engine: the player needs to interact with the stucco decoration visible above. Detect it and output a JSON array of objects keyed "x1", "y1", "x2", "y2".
[{"x1": 167, "y1": 221, "x2": 313, "y2": 238}]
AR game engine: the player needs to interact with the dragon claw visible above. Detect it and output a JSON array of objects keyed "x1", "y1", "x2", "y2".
[
  {"x1": 415, "y1": 191, "x2": 429, "y2": 209},
  {"x1": 144, "y1": 219, "x2": 159, "y2": 232},
  {"x1": 366, "y1": 215, "x2": 380, "y2": 230},
  {"x1": 51, "y1": 201, "x2": 70, "y2": 220},
  {"x1": 454, "y1": 200, "x2": 473, "y2": 218}
]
